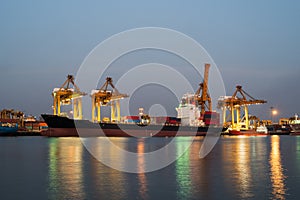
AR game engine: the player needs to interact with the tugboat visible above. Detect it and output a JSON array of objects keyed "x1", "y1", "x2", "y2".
[{"x1": 289, "y1": 114, "x2": 300, "y2": 135}]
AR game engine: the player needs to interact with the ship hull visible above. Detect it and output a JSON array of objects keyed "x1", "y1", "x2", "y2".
[
  {"x1": 41, "y1": 114, "x2": 225, "y2": 137},
  {"x1": 0, "y1": 125, "x2": 18, "y2": 135},
  {"x1": 224, "y1": 130, "x2": 268, "y2": 136}
]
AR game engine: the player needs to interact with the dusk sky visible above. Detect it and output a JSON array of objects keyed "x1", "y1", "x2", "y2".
[{"x1": 0, "y1": 0, "x2": 299, "y2": 120}]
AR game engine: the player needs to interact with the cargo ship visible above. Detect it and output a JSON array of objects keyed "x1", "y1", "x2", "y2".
[
  {"x1": 41, "y1": 113, "x2": 226, "y2": 137},
  {"x1": 41, "y1": 92, "x2": 226, "y2": 137},
  {"x1": 41, "y1": 65, "x2": 226, "y2": 137}
]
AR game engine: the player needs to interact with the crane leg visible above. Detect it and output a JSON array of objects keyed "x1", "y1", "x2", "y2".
[
  {"x1": 92, "y1": 97, "x2": 95, "y2": 121},
  {"x1": 116, "y1": 100, "x2": 120, "y2": 122},
  {"x1": 111, "y1": 101, "x2": 115, "y2": 122},
  {"x1": 97, "y1": 103, "x2": 101, "y2": 122},
  {"x1": 236, "y1": 106, "x2": 240, "y2": 129},
  {"x1": 53, "y1": 97, "x2": 57, "y2": 115},
  {"x1": 245, "y1": 106, "x2": 249, "y2": 130},
  {"x1": 222, "y1": 107, "x2": 226, "y2": 126},
  {"x1": 78, "y1": 99, "x2": 82, "y2": 120},
  {"x1": 231, "y1": 104, "x2": 235, "y2": 129},
  {"x1": 57, "y1": 96, "x2": 61, "y2": 116}
]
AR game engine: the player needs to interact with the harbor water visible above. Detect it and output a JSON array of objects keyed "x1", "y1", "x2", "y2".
[{"x1": 1, "y1": 135, "x2": 300, "y2": 199}]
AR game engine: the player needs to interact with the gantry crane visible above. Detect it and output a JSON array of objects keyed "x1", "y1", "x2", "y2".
[
  {"x1": 0, "y1": 109, "x2": 23, "y2": 119},
  {"x1": 0, "y1": 109, "x2": 14, "y2": 119},
  {"x1": 52, "y1": 75, "x2": 87, "y2": 119},
  {"x1": 217, "y1": 85, "x2": 267, "y2": 131},
  {"x1": 91, "y1": 77, "x2": 129, "y2": 122},
  {"x1": 195, "y1": 63, "x2": 212, "y2": 116},
  {"x1": 0, "y1": 109, "x2": 24, "y2": 127}
]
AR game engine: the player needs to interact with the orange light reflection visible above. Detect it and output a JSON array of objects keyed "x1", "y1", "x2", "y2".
[
  {"x1": 234, "y1": 138, "x2": 252, "y2": 199},
  {"x1": 137, "y1": 139, "x2": 148, "y2": 199},
  {"x1": 269, "y1": 136, "x2": 286, "y2": 199}
]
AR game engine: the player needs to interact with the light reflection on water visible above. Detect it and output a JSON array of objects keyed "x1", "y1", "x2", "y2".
[
  {"x1": 233, "y1": 138, "x2": 253, "y2": 199},
  {"x1": 137, "y1": 139, "x2": 148, "y2": 199},
  {"x1": 45, "y1": 136, "x2": 291, "y2": 200},
  {"x1": 84, "y1": 137, "x2": 127, "y2": 199},
  {"x1": 269, "y1": 136, "x2": 287, "y2": 200},
  {"x1": 220, "y1": 136, "x2": 269, "y2": 199},
  {"x1": 48, "y1": 138, "x2": 85, "y2": 200},
  {"x1": 1, "y1": 136, "x2": 298, "y2": 199},
  {"x1": 47, "y1": 136, "x2": 292, "y2": 200},
  {"x1": 175, "y1": 138, "x2": 192, "y2": 199}
]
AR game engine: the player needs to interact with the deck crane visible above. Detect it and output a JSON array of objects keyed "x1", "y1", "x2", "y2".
[
  {"x1": 52, "y1": 75, "x2": 87, "y2": 119},
  {"x1": 195, "y1": 63, "x2": 212, "y2": 116},
  {"x1": 217, "y1": 85, "x2": 267, "y2": 131},
  {"x1": 91, "y1": 77, "x2": 129, "y2": 122},
  {"x1": 176, "y1": 63, "x2": 219, "y2": 126}
]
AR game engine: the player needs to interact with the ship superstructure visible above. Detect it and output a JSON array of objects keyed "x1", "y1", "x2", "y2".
[{"x1": 176, "y1": 93, "x2": 203, "y2": 126}]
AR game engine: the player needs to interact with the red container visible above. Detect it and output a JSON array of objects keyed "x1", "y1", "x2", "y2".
[
  {"x1": 203, "y1": 111, "x2": 220, "y2": 126},
  {"x1": 124, "y1": 116, "x2": 140, "y2": 120}
]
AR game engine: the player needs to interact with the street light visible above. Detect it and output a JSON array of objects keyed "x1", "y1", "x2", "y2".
[{"x1": 270, "y1": 107, "x2": 278, "y2": 124}]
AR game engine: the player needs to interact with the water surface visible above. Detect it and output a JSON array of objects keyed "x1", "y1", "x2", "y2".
[{"x1": 1, "y1": 135, "x2": 300, "y2": 199}]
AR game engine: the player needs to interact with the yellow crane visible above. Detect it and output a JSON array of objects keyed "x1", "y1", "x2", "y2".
[
  {"x1": 0, "y1": 109, "x2": 14, "y2": 119},
  {"x1": 0, "y1": 109, "x2": 24, "y2": 127},
  {"x1": 91, "y1": 77, "x2": 129, "y2": 122},
  {"x1": 217, "y1": 85, "x2": 266, "y2": 131},
  {"x1": 52, "y1": 75, "x2": 87, "y2": 119},
  {"x1": 195, "y1": 63, "x2": 212, "y2": 116}
]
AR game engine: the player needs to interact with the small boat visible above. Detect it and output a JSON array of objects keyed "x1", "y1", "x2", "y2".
[
  {"x1": 224, "y1": 125, "x2": 269, "y2": 136},
  {"x1": 226, "y1": 129, "x2": 268, "y2": 136},
  {"x1": 266, "y1": 124, "x2": 290, "y2": 135},
  {"x1": 289, "y1": 124, "x2": 300, "y2": 135},
  {"x1": 256, "y1": 125, "x2": 269, "y2": 134},
  {"x1": 0, "y1": 122, "x2": 18, "y2": 135},
  {"x1": 287, "y1": 114, "x2": 300, "y2": 135}
]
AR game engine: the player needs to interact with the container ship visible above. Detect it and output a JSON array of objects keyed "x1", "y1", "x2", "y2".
[
  {"x1": 41, "y1": 92, "x2": 226, "y2": 137},
  {"x1": 41, "y1": 64, "x2": 226, "y2": 137},
  {"x1": 41, "y1": 111, "x2": 225, "y2": 137}
]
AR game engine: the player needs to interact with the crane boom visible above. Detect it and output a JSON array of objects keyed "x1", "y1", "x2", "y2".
[{"x1": 195, "y1": 63, "x2": 212, "y2": 116}]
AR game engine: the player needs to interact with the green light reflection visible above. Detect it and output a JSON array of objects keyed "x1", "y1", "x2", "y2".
[
  {"x1": 175, "y1": 137, "x2": 192, "y2": 199},
  {"x1": 47, "y1": 138, "x2": 85, "y2": 200}
]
